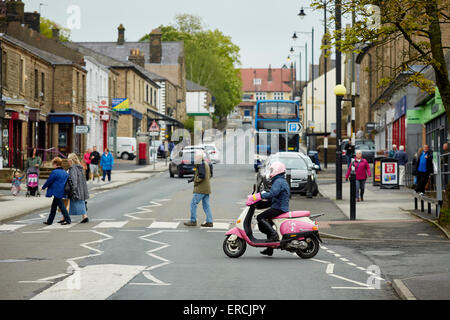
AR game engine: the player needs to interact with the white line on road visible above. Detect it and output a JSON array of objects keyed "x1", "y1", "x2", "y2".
[
  {"x1": 148, "y1": 221, "x2": 180, "y2": 229},
  {"x1": 0, "y1": 224, "x2": 27, "y2": 231},
  {"x1": 93, "y1": 221, "x2": 128, "y2": 229}
]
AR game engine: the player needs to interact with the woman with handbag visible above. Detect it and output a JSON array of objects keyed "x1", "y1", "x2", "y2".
[
  {"x1": 66, "y1": 153, "x2": 90, "y2": 223},
  {"x1": 42, "y1": 157, "x2": 71, "y2": 225},
  {"x1": 345, "y1": 150, "x2": 371, "y2": 202}
]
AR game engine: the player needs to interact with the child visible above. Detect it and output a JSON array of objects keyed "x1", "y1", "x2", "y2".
[{"x1": 11, "y1": 171, "x2": 24, "y2": 196}]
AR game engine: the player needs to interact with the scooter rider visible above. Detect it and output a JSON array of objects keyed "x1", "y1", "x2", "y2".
[{"x1": 247, "y1": 161, "x2": 290, "y2": 256}]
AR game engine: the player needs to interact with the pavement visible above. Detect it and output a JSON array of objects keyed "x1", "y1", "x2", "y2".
[
  {"x1": 0, "y1": 159, "x2": 168, "y2": 223},
  {"x1": 312, "y1": 160, "x2": 450, "y2": 300}
]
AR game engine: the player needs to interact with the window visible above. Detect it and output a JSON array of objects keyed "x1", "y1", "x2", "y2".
[
  {"x1": 150, "y1": 87, "x2": 153, "y2": 105},
  {"x1": 76, "y1": 71, "x2": 80, "y2": 104},
  {"x1": 19, "y1": 58, "x2": 24, "y2": 92},
  {"x1": 41, "y1": 72, "x2": 45, "y2": 99},
  {"x1": 2, "y1": 51, "x2": 7, "y2": 88},
  {"x1": 34, "y1": 69, "x2": 39, "y2": 99},
  {"x1": 273, "y1": 92, "x2": 284, "y2": 100},
  {"x1": 255, "y1": 92, "x2": 266, "y2": 101},
  {"x1": 253, "y1": 78, "x2": 262, "y2": 85}
]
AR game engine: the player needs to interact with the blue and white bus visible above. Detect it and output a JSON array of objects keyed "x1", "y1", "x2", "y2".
[{"x1": 254, "y1": 100, "x2": 300, "y2": 171}]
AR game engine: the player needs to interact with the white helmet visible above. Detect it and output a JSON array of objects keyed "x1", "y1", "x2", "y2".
[{"x1": 269, "y1": 161, "x2": 286, "y2": 179}]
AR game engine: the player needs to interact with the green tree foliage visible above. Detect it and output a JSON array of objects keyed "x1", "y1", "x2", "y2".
[
  {"x1": 140, "y1": 14, "x2": 242, "y2": 120},
  {"x1": 312, "y1": 0, "x2": 450, "y2": 225},
  {"x1": 40, "y1": 17, "x2": 71, "y2": 42}
]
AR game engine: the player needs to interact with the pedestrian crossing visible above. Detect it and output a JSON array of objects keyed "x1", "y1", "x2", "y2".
[{"x1": 0, "y1": 219, "x2": 237, "y2": 233}]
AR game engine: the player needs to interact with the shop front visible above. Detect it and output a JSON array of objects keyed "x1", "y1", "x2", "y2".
[
  {"x1": 48, "y1": 113, "x2": 84, "y2": 156},
  {"x1": 392, "y1": 96, "x2": 407, "y2": 149}
]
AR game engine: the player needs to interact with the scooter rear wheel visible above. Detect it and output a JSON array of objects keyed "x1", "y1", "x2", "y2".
[
  {"x1": 295, "y1": 237, "x2": 320, "y2": 259},
  {"x1": 223, "y1": 235, "x2": 246, "y2": 258}
]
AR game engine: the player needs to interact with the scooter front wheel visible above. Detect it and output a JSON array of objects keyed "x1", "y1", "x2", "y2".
[
  {"x1": 295, "y1": 237, "x2": 320, "y2": 259},
  {"x1": 223, "y1": 235, "x2": 246, "y2": 258}
]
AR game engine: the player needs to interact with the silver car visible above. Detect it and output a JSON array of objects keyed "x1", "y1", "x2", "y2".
[{"x1": 256, "y1": 152, "x2": 319, "y2": 196}]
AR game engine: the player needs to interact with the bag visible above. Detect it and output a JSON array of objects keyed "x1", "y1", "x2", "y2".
[{"x1": 64, "y1": 176, "x2": 74, "y2": 198}]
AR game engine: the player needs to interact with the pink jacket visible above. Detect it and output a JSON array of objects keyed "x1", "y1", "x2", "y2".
[
  {"x1": 345, "y1": 158, "x2": 371, "y2": 180},
  {"x1": 83, "y1": 152, "x2": 91, "y2": 165}
]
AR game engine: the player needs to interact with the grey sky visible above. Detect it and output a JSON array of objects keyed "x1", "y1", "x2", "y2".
[{"x1": 24, "y1": 0, "x2": 329, "y2": 78}]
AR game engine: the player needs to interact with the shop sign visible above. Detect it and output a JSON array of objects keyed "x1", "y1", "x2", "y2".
[
  {"x1": 380, "y1": 158, "x2": 399, "y2": 189},
  {"x1": 75, "y1": 125, "x2": 90, "y2": 134}
]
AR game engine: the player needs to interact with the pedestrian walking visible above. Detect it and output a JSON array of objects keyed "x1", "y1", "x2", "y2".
[
  {"x1": 389, "y1": 144, "x2": 398, "y2": 158},
  {"x1": 394, "y1": 145, "x2": 408, "y2": 186},
  {"x1": 42, "y1": 157, "x2": 71, "y2": 225},
  {"x1": 184, "y1": 150, "x2": 213, "y2": 227},
  {"x1": 345, "y1": 150, "x2": 371, "y2": 202},
  {"x1": 11, "y1": 171, "x2": 25, "y2": 196},
  {"x1": 89, "y1": 146, "x2": 101, "y2": 183},
  {"x1": 100, "y1": 148, "x2": 114, "y2": 182},
  {"x1": 83, "y1": 148, "x2": 92, "y2": 181},
  {"x1": 414, "y1": 144, "x2": 434, "y2": 195},
  {"x1": 356, "y1": 127, "x2": 365, "y2": 139},
  {"x1": 26, "y1": 148, "x2": 42, "y2": 170},
  {"x1": 67, "y1": 153, "x2": 90, "y2": 223},
  {"x1": 344, "y1": 141, "x2": 355, "y2": 168},
  {"x1": 411, "y1": 148, "x2": 422, "y2": 188}
]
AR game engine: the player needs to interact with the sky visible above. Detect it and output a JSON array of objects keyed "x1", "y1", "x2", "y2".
[{"x1": 23, "y1": 0, "x2": 335, "y2": 79}]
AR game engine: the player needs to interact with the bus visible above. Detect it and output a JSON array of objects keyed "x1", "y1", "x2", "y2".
[{"x1": 254, "y1": 100, "x2": 300, "y2": 171}]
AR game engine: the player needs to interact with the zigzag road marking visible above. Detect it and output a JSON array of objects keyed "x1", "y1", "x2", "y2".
[{"x1": 124, "y1": 199, "x2": 171, "y2": 220}]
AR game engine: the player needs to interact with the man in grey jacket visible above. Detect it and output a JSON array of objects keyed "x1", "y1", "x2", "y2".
[{"x1": 394, "y1": 145, "x2": 408, "y2": 186}]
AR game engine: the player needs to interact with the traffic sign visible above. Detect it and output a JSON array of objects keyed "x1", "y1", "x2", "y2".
[
  {"x1": 149, "y1": 120, "x2": 160, "y2": 132},
  {"x1": 288, "y1": 122, "x2": 303, "y2": 133},
  {"x1": 75, "y1": 125, "x2": 90, "y2": 134}
]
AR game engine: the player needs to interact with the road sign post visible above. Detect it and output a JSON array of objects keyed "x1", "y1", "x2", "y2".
[{"x1": 286, "y1": 122, "x2": 303, "y2": 152}]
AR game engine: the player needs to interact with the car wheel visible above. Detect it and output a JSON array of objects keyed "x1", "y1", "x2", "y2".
[
  {"x1": 169, "y1": 166, "x2": 174, "y2": 178},
  {"x1": 121, "y1": 152, "x2": 129, "y2": 160},
  {"x1": 178, "y1": 168, "x2": 183, "y2": 178}
]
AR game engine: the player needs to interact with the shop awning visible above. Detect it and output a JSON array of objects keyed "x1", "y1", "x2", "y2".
[{"x1": 147, "y1": 108, "x2": 184, "y2": 128}]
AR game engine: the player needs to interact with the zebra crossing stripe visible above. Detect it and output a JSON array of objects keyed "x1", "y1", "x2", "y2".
[
  {"x1": 42, "y1": 223, "x2": 76, "y2": 230},
  {"x1": 148, "y1": 221, "x2": 180, "y2": 229},
  {"x1": 200, "y1": 222, "x2": 230, "y2": 230},
  {"x1": 93, "y1": 221, "x2": 128, "y2": 229},
  {"x1": 0, "y1": 224, "x2": 27, "y2": 231}
]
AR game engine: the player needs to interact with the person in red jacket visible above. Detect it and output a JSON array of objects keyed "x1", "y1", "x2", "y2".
[{"x1": 345, "y1": 150, "x2": 371, "y2": 202}]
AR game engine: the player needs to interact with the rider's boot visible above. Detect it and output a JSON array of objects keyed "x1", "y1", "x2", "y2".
[
  {"x1": 258, "y1": 219, "x2": 279, "y2": 242},
  {"x1": 260, "y1": 247, "x2": 274, "y2": 256}
]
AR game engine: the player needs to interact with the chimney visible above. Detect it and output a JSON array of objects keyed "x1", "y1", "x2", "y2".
[
  {"x1": 5, "y1": 0, "x2": 25, "y2": 23},
  {"x1": 52, "y1": 27, "x2": 60, "y2": 41},
  {"x1": 117, "y1": 24, "x2": 125, "y2": 45},
  {"x1": 129, "y1": 49, "x2": 145, "y2": 68},
  {"x1": 24, "y1": 11, "x2": 40, "y2": 33},
  {"x1": 268, "y1": 64, "x2": 272, "y2": 82},
  {"x1": 149, "y1": 29, "x2": 162, "y2": 64}
]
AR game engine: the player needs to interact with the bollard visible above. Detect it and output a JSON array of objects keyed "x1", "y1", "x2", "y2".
[
  {"x1": 306, "y1": 165, "x2": 313, "y2": 199},
  {"x1": 286, "y1": 169, "x2": 292, "y2": 199},
  {"x1": 350, "y1": 164, "x2": 356, "y2": 220}
]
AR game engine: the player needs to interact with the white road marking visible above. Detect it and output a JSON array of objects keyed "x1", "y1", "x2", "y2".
[
  {"x1": 340, "y1": 258, "x2": 349, "y2": 262},
  {"x1": 22, "y1": 231, "x2": 50, "y2": 234},
  {"x1": 201, "y1": 222, "x2": 230, "y2": 230},
  {"x1": 41, "y1": 223, "x2": 76, "y2": 230},
  {"x1": 326, "y1": 264, "x2": 335, "y2": 274},
  {"x1": 15, "y1": 213, "x2": 48, "y2": 224},
  {"x1": 0, "y1": 224, "x2": 27, "y2": 231},
  {"x1": 93, "y1": 221, "x2": 128, "y2": 229},
  {"x1": 31, "y1": 264, "x2": 146, "y2": 300},
  {"x1": 332, "y1": 287, "x2": 375, "y2": 290},
  {"x1": 148, "y1": 221, "x2": 180, "y2": 229},
  {"x1": 124, "y1": 199, "x2": 171, "y2": 220}
]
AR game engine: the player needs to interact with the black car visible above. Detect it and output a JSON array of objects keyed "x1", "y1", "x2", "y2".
[
  {"x1": 169, "y1": 150, "x2": 213, "y2": 178},
  {"x1": 341, "y1": 139, "x2": 376, "y2": 163},
  {"x1": 256, "y1": 152, "x2": 318, "y2": 196}
]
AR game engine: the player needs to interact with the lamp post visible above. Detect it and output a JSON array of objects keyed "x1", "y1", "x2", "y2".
[
  {"x1": 335, "y1": 0, "x2": 343, "y2": 200},
  {"x1": 297, "y1": 2, "x2": 329, "y2": 167},
  {"x1": 292, "y1": 28, "x2": 314, "y2": 151}
]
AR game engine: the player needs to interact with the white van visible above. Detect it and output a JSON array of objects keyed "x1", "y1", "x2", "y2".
[{"x1": 116, "y1": 137, "x2": 136, "y2": 160}]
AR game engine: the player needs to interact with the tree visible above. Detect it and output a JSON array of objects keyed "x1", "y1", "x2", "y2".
[
  {"x1": 140, "y1": 14, "x2": 242, "y2": 121},
  {"x1": 312, "y1": 0, "x2": 450, "y2": 227},
  {"x1": 40, "y1": 17, "x2": 71, "y2": 42}
]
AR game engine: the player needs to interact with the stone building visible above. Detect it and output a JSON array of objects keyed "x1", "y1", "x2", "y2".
[
  {"x1": 77, "y1": 25, "x2": 187, "y2": 137},
  {"x1": 186, "y1": 80, "x2": 213, "y2": 130}
]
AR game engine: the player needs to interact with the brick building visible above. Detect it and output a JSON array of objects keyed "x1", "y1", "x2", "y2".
[{"x1": 77, "y1": 26, "x2": 187, "y2": 138}]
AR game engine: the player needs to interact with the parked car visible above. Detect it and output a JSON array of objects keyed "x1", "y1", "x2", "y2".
[
  {"x1": 341, "y1": 139, "x2": 376, "y2": 163},
  {"x1": 116, "y1": 137, "x2": 136, "y2": 160},
  {"x1": 256, "y1": 152, "x2": 318, "y2": 196},
  {"x1": 169, "y1": 149, "x2": 213, "y2": 178},
  {"x1": 202, "y1": 144, "x2": 220, "y2": 164}
]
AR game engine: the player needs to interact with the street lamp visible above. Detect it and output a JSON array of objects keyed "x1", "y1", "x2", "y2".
[
  {"x1": 292, "y1": 28, "x2": 314, "y2": 151},
  {"x1": 297, "y1": 3, "x2": 329, "y2": 167}
]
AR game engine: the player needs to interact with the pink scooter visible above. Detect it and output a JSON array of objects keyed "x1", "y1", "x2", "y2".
[{"x1": 223, "y1": 187, "x2": 323, "y2": 259}]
